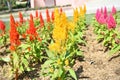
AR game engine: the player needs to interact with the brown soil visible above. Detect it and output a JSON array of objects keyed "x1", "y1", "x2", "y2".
[
  {"x1": 0, "y1": 25, "x2": 120, "y2": 80},
  {"x1": 74, "y1": 26, "x2": 120, "y2": 80}
]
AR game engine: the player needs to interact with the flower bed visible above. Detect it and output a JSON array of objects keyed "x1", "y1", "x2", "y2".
[{"x1": 0, "y1": 5, "x2": 120, "y2": 80}]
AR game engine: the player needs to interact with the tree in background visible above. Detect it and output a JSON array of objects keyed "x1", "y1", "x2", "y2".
[{"x1": 7, "y1": 0, "x2": 12, "y2": 12}]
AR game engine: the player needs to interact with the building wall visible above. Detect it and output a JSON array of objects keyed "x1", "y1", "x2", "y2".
[
  {"x1": 31, "y1": 0, "x2": 45, "y2": 8},
  {"x1": 30, "y1": 0, "x2": 88, "y2": 8},
  {"x1": 44, "y1": 0, "x2": 54, "y2": 7},
  {"x1": 56, "y1": 0, "x2": 71, "y2": 6}
]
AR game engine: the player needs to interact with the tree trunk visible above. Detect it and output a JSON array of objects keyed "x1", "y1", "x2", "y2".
[{"x1": 7, "y1": 0, "x2": 12, "y2": 12}]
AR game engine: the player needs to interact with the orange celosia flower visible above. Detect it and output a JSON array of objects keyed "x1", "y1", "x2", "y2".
[
  {"x1": 46, "y1": 9, "x2": 50, "y2": 23},
  {"x1": 10, "y1": 45, "x2": 16, "y2": 51},
  {"x1": 26, "y1": 18, "x2": 38, "y2": 41},
  {"x1": 60, "y1": 7, "x2": 63, "y2": 14},
  {"x1": 10, "y1": 14, "x2": 16, "y2": 28},
  {"x1": 30, "y1": 14, "x2": 33, "y2": 21},
  {"x1": 22, "y1": 33, "x2": 26, "y2": 39},
  {"x1": 0, "y1": 20, "x2": 6, "y2": 34},
  {"x1": 10, "y1": 14, "x2": 21, "y2": 51},
  {"x1": 19, "y1": 12, "x2": 24, "y2": 24},
  {"x1": 38, "y1": 37, "x2": 42, "y2": 42},
  {"x1": 51, "y1": 11, "x2": 54, "y2": 21},
  {"x1": 35, "y1": 10, "x2": 39, "y2": 18},
  {"x1": 39, "y1": 12, "x2": 44, "y2": 27}
]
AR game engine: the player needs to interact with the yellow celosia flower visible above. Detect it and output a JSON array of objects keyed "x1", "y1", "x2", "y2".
[
  {"x1": 54, "y1": 8, "x2": 61, "y2": 27},
  {"x1": 52, "y1": 26, "x2": 67, "y2": 44},
  {"x1": 65, "y1": 59, "x2": 69, "y2": 66},
  {"x1": 49, "y1": 68, "x2": 54, "y2": 73},
  {"x1": 57, "y1": 59, "x2": 61, "y2": 65},
  {"x1": 67, "y1": 22, "x2": 75, "y2": 32},
  {"x1": 79, "y1": 6, "x2": 85, "y2": 17},
  {"x1": 49, "y1": 43, "x2": 61, "y2": 52},
  {"x1": 84, "y1": 4, "x2": 86, "y2": 14},
  {"x1": 60, "y1": 12, "x2": 67, "y2": 25},
  {"x1": 73, "y1": 8, "x2": 79, "y2": 22}
]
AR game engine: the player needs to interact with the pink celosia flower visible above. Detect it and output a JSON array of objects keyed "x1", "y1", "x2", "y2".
[
  {"x1": 95, "y1": 9, "x2": 101, "y2": 21},
  {"x1": 101, "y1": 7, "x2": 103, "y2": 13},
  {"x1": 103, "y1": 6, "x2": 108, "y2": 19},
  {"x1": 98, "y1": 14, "x2": 106, "y2": 24},
  {"x1": 106, "y1": 14, "x2": 116, "y2": 29},
  {"x1": 112, "y1": 6, "x2": 117, "y2": 15}
]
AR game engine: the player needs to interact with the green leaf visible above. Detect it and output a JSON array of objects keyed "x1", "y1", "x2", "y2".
[
  {"x1": 69, "y1": 68, "x2": 77, "y2": 80},
  {"x1": 76, "y1": 50, "x2": 83, "y2": 56},
  {"x1": 109, "y1": 44, "x2": 120, "y2": 55},
  {"x1": 13, "y1": 52, "x2": 19, "y2": 69},
  {"x1": 0, "y1": 56, "x2": 11, "y2": 62},
  {"x1": 44, "y1": 60, "x2": 53, "y2": 65},
  {"x1": 58, "y1": 68, "x2": 63, "y2": 77},
  {"x1": 19, "y1": 44, "x2": 30, "y2": 49},
  {"x1": 46, "y1": 50, "x2": 55, "y2": 59}
]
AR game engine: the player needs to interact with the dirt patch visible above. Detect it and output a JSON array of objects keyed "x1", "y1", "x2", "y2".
[{"x1": 73, "y1": 26, "x2": 120, "y2": 80}]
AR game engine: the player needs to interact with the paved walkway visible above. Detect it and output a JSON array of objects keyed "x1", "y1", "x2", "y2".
[{"x1": 0, "y1": 0, "x2": 120, "y2": 22}]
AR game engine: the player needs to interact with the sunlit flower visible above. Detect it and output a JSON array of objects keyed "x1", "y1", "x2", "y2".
[
  {"x1": 26, "y1": 18, "x2": 38, "y2": 41},
  {"x1": 30, "y1": 14, "x2": 33, "y2": 21},
  {"x1": 65, "y1": 59, "x2": 69, "y2": 66},
  {"x1": 57, "y1": 59, "x2": 61, "y2": 65},
  {"x1": 35, "y1": 10, "x2": 39, "y2": 18},
  {"x1": 10, "y1": 14, "x2": 21, "y2": 51},
  {"x1": 0, "y1": 20, "x2": 5, "y2": 33},
  {"x1": 83, "y1": 4, "x2": 86, "y2": 14},
  {"x1": 95, "y1": 9, "x2": 101, "y2": 21},
  {"x1": 106, "y1": 14, "x2": 116, "y2": 29},
  {"x1": 49, "y1": 43, "x2": 61, "y2": 52},
  {"x1": 101, "y1": 7, "x2": 103, "y2": 13},
  {"x1": 51, "y1": 11, "x2": 54, "y2": 21},
  {"x1": 103, "y1": 6, "x2": 108, "y2": 19},
  {"x1": 39, "y1": 12, "x2": 44, "y2": 27},
  {"x1": 112, "y1": 6, "x2": 116, "y2": 15},
  {"x1": 98, "y1": 14, "x2": 106, "y2": 24},
  {"x1": 46, "y1": 9, "x2": 50, "y2": 23},
  {"x1": 73, "y1": 8, "x2": 79, "y2": 22},
  {"x1": 60, "y1": 7, "x2": 63, "y2": 14},
  {"x1": 19, "y1": 12, "x2": 24, "y2": 24}
]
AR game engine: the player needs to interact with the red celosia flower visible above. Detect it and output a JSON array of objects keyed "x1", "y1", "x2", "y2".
[
  {"x1": 22, "y1": 33, "x2": 26, "y2": 39},
  {"x1": 26, "y1": 19, "x2": 38, "y2": 41},
  {"x1": 10, "y1": 14, "x2": 21, "y2": 51},
  {"x1": 35, "y1": 10, "x2": 39, "y2": 18},
  {"x1": 51, "y1": 11, "x2": 54, "y2": 21},
  {"x1": 10, "y1": 14, "x2": 16, "y2": 28},
  {"x1": 30, "y1": 14, "x2": 33, "y2": 21},
  {"x1": 60, "y1": 7, "x2": 63, "y2": 14},
  {"x1": 39, "y1": 12, "x2": 44, "y2": 27},
  {"x1": 27, "y1": 47, "x2": 31, "y2": 51},
  {"x1": 0, "y1": 20, "x2": 5, "y2": 33},
  {"x1": 112, "y1": 6, "x2": 116, "y2": 15},
  {"x1": 10, "y1": 45, "x2": 16, "y2": 51},
  {"x1": 46, "y1": 9, "x2": 50, "y2": 23},
  {"x1": 106, "y1": 14, "x2": 116, "y2": 29},
  {"x1": 19, "y1": 12, "x2": 24, "y2": 24},
  {"x1": 37, "y1": 37, "x2": 42, "y2": 42}
]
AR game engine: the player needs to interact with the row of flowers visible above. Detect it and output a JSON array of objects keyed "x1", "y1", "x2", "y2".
[
  {"x1": 93, "y1": 6, "x2": 120, "y2": 55},
  {"x1": 0, "y1": 5, "x2": 86, "y2": 80}
]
